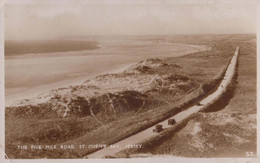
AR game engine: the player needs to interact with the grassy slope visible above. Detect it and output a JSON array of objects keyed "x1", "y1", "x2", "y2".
[
  {"x1": 118, "y1": 35, "x2": 256, "y2": 158},
  {"x1": 5, "y1": 35, "x2": 235, "y2": 158}
]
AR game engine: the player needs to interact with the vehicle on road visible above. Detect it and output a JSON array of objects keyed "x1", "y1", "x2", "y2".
[
  {"x1": 168, "y1": 119, "x2": 176, "y2": 125},
  {"x1": 153, "y1": 125, "x2": 163, "y2": 133}
]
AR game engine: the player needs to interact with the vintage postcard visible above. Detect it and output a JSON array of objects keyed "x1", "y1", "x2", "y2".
[{"x1": 0, "y1": 0, "x2": 259, "y2": 162}]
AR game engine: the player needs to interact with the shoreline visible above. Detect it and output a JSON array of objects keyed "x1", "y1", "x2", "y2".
[
  {"x1": 5, "y1": 43, "x2": 208, "y2": 107},
  {"x1": 5, "y1": 62, "x2": 135, "y2": 107}
]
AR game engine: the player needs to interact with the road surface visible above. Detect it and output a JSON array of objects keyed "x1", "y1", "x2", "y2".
[{"x1": 86, "y1": 47, "x2": 240, "y2": 158}]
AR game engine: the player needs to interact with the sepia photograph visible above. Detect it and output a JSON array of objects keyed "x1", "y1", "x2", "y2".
[{"x1": 0, "y1": 0, "x2": 258, "y2": 161}]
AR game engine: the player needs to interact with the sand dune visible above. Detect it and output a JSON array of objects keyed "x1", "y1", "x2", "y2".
[{"x1": 5, "y1": 40, "x2": 207, "y2": 106}]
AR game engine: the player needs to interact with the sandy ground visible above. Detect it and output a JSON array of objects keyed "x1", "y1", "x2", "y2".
[{"x1": 5, "y1": 40, "x2": 207, "y2": 106}]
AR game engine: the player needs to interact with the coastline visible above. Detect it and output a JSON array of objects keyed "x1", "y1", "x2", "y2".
[
  {"x1": 5, "y1": 61, "x2": 135, "y2": 107},
  {"x1": 5, "y1": 43, "x2": 208, "y2": 107}
]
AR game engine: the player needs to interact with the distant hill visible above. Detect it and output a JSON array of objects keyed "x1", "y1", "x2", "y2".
[{"x1": 5, "y1": 40, "x2": 99, "y2": 56}]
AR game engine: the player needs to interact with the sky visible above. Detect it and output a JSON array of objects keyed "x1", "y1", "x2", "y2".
[{"x1": 4, "y1": 0, "x2": 257, "y2": 40}]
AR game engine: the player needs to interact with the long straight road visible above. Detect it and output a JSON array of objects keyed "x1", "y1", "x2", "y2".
[{"x1": 86, "y1": 47, "x2": 240, "y2": 158}]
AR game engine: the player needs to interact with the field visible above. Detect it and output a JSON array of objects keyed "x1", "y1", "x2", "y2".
[
  {"x1": 5, "y1": 34, "x2": 254, "y2": 158},
  {"x1": 116, "y1": 34, "x2": 256, "y2": 158}
]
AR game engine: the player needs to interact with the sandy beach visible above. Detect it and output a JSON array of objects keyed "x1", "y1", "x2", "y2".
[{"x1": 5, "y1": 40, "x2": 207, "y2": 106}]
